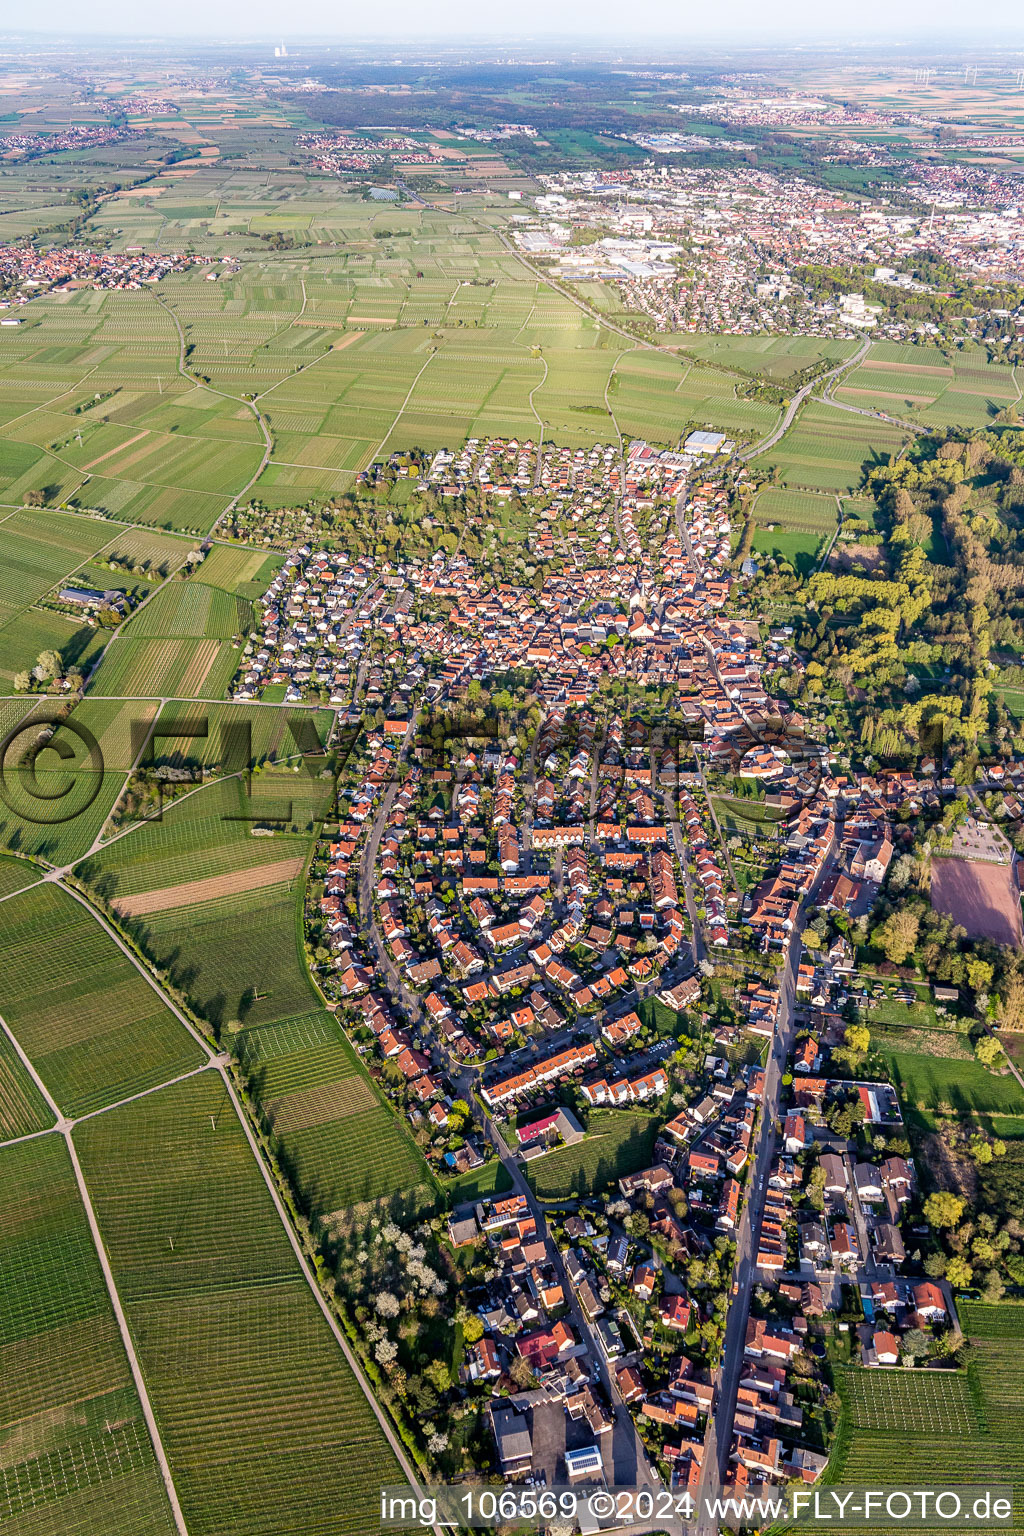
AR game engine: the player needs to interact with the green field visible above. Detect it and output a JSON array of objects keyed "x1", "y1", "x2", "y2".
[
  {"x1": 751, "y1": 527, "x2": 824, "y2": 574},
  {"x1": 0, "y1": 697, "x2": 160, "y2": 866},
  {"x1": 524, "y1": 1107, "x2": 660, "y2": 1200},
  {"x1": 762, "y1": 402, "x2": 908, "y2": 492},
  {"x1": 240, "y1": 1014, "x2": 435, "y2": 1215},
  {"x1": 80, "y1": 775, "x2": 433, "y2": 1218},
  {"x1": 190, "y1": 543, "x2": 281, "y2": 597},
  {"x1": 0, "y1": 881, "x2": 203, "y2": 1117},
  {"x1": 753, "y1": 486, "x2": 839, "y2": 531},
  {"x1": 837, "y1": 1365, "x2": 978, "y2": 1436},
  {"x1": 87, "y1": 579, "x2": 252, "y2": 699},
  {"x1": 0, "y1": 1135, "x2": 178, "y2": 1536},
  {"x1": 443, "y1": 1158, "x2": 515, "y2": 1206},
  {"x1": 885, "y1": 1048, "x2": 1024, "y2": 1120},
  {"x1": 0, "y1": 506, "x2": 127, "y2": 695},
  {"x1": 149, "y1": 701, "x2": 333, "y2": 771},
  {"x1": 673, "y1": 333, "x2": 857, "y2": 381},
  {"x1": 73, "y1": 1072, "x2": 406, "y2": 1536},
  {"x1": 997, "y1": 686, "x2": 1024, "y2": 719},
  {"x1": 80, "y1": 772, "x2": 325, "y2": 902},
  {"x1": 0, "y1": 197, "x2": 793, "y2": 535},
  {"x1": 0, "y1": 508, "x2": 115, "y2": 618},
  {"x1": 0, "y1": 606, "x2": 107, "y2": 696},
  {"x1": 0, "y1": 1027, "x2": 54, "y2": 1140},
  {"x1": 834, "y1": 342, "x2": 1020, "y2": 429},
  {"x1": 0, "y1": 853, "x2": 41, "y2": 900}
]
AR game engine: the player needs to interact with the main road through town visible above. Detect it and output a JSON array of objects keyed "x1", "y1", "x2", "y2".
[{"x1": 693, "y1": 843, "x2": 837, "y2": 1536}]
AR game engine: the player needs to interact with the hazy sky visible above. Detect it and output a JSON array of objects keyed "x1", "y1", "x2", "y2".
[{"x1": 14, "y1": 0, "x2": 1024, "y2": 41}]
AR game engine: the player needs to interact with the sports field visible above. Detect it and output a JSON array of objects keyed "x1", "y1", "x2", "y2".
[
  {"x1": 751, "y1": 527, "x2": 825, "y2": 574},
  {"x1": 931, "y1": 856, "x2": 1024, "y2": 947}
]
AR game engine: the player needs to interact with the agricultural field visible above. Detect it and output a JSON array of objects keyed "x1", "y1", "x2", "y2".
[
  {"x1": 0, "y1": 854, "x2": 41, "y2": 900},
  {"x1": 0, "y1": 881, "x2": 204, "y2": 1117},
  {"x1": 78, "y1": 775, "x2": 434, "y2": 1217},
  {"x1": 833, "y1": 342, "x2": 1020, "y2": 429},
  {"x1": 830, "y1": 1304, "x2": 1024, "y2": 1516},
  {"x1": 0, "y1": 198, "x2": 788, "y2": 532},
  {"x1": 0, "y1": 288, "x2": 267, "y2": 532},
  {"x1": 0, "y1": 697, "x2": 160, "y2": 866},
  {"x1": 189, "y1": 542, "x2": 282, "y2": 598},
  {"x1": 0, "y1": 607, "x2": 107, "y2": 697},
  {"x1": 92, "y1": 526, "x2": 195, "y2": 578},
  {"x1": 130, "y1": 700, "x2": 332, "y2": 773},
  {"x1": 761, "y1": 402, "x2": 908, "y2": 492},
  {"x1": 238, "y1": 1011, "x2": 435, "y2": 1217},
  {"x1": 0, "y1": 508, "x2": 115, "y2": 620},
  {"x1": 0, "y1": 1134, "x2": 178, "y2": 1536},
  {"x1": 74, "y1": 1073, "x2": 407, "y2": 1536},
  {"x1": 673, "y1": 334, "x2": 858, "y2": 382},
  {"x1": 753, "y1": 487, "x2": 839, "y2": 532},
  {"x1": 0, "y1": 1028, "x2": 54, "y2": 1141},
  {"x1": 80, "y1": 773, "x2": 327, "y2": 1028},
  {"x1": 87, "y1": 578, "x2": 253, "y2": 700},
  {"x1": 836, "y1": 1365, "x2": 978, "y2": 1437},
  {"x1": 524, "y1": 1108, "x2": 660, "y2": 1200},
  {"x1": 0, "y1": 505, "x2": 123, "y2": 694},
  {"x1": 78, "y1": 768, "x2": 332, "y2": 903}
]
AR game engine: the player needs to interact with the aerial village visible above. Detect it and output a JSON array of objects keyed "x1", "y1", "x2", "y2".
[
  {"x1": 0, "y1": 244, "x2": 233, "y2": 311},
  {"x1": 513, "y1": 159, "x2": 1024, "y2": 337},
  {"x1": 216, "y1": 421, "x2": 979, "y2": 1497}
]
